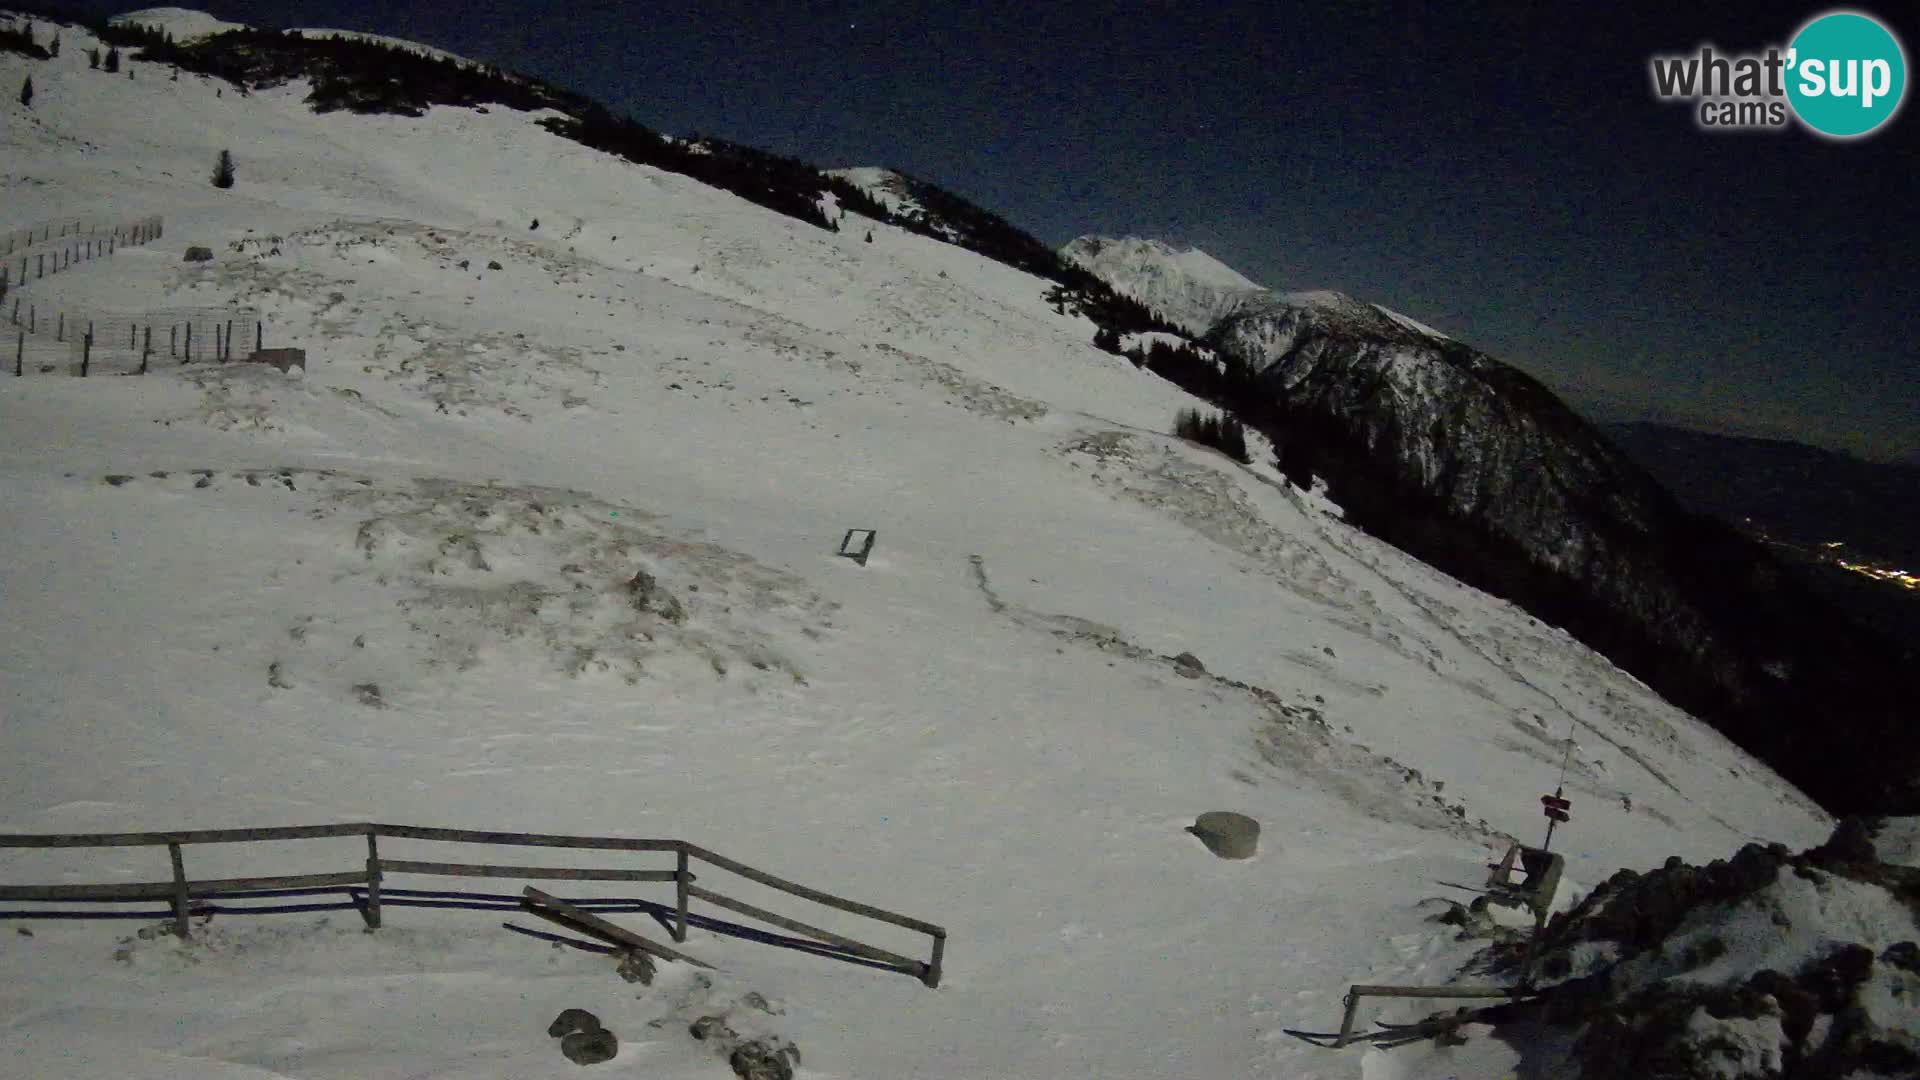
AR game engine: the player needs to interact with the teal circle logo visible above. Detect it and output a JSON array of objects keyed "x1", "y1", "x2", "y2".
[{"x1": 1786, "y1": 11, "x2": 1907, "y2": 138}]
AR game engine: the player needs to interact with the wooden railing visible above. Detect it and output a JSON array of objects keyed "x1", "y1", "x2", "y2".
[{"x1": 0, "y1": 823, "x2": 946, "y2": 987}]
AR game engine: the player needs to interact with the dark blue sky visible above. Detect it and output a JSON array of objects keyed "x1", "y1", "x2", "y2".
[{"x1": 101, "y1": 1, "x2": 1920, "y2": 459}]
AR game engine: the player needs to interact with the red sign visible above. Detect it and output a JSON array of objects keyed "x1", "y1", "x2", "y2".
[
  {"x1": 1544, "y1": 808, "x2": 1570, "y2": 823},
  {"x1": 1541, "y1": 795, "x2": 1571, "y2": 811}
]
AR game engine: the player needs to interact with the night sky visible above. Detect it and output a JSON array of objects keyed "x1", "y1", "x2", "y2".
[{"x1": 76, "y1": 1, "x2": 1920, "y2": 459}]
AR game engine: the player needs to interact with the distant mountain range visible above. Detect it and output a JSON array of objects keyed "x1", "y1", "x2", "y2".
[
  {"x1": 1602, "y1": 421, "x2": 1920, "y2": 568},
  {"x1": 1061, "y1": 238, "x2": 1918, "y2": 815}
]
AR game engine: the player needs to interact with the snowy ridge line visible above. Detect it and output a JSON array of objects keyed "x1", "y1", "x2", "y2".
[{"x1": 0, "y1": 821, "x2": 948, "y2": 986}]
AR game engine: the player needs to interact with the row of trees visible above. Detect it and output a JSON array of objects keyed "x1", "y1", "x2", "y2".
[
  {"x1": 1173, "y1": 408, "x2": 1250, "y2": 463},
  {"x1": 1, "y1": 20, "x2": 52, "y2": 59}
]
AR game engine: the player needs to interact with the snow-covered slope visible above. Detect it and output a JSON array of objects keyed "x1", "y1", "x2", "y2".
[
  {"x1": 1061, "y1": 234, "x2": 1268, "y2": 335},
  {"x1": 0, "y1": 14, "x2": 1835, "y2": 1079}
]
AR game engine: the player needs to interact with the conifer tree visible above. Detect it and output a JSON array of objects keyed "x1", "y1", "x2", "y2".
[
  {"x1": 104, "y1": 47, "x2": 119, "y2": 74},
  {"x1": 18, "y1": 75, "x2": 31, "y2": 109},
  {"x1": 211, "y1": 149, "x2": 235, "y2": 189},
  {"x1": 88, "y1": 46, "x2": 99, "y2": 69}
]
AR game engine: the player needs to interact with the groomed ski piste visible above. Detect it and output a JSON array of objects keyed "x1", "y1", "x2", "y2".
[{"x1": 0, "y1": 10, "x2": 1863, "y2": 1078}]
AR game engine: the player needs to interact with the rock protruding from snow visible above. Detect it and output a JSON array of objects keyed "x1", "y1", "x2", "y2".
[
  {"x1": 548, "y1": 1008, "x2": 603, "y2": 1038},
  {"x1": 1188, "y1": 811, "x2": 1260, "y2": 859},
  {"x1": 1061, "y1": 235, "x2": 1268, "y2": 336},
  {"x1": 560, "y1": 1027, "x2": 618, "y2": 1065},
  {"x1": 1486, "y1": 825, "x2": 1920, "y2": 1079}
]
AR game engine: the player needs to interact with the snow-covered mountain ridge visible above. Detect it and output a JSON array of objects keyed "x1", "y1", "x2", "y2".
[
  {"x1": 0, "y1": 9, "x2": 1869, "y2": 1078},
  {"x1": 1061, "y1": 233, "x2": 1268, "y2": 336}
]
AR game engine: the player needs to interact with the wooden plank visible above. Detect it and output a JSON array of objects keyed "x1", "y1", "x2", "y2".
[
  {"x1": 0, "y1": 881, "x2": 178, "y2": 901},
  {"x1": 926, "y1": 929, "x2": 945, "y2": 988},
  {"x1": 521, "y1": 887, "x2": 713, "y2": 969},
  {"x1": 373, "y1": 825, "x2": 677, "y2": 851},
  {"x1": 0, "y1": 823, "x2": 372, "y2": 848},
  {"x1": 382, "y1": 859, "x2": 679, "y2": 882},
  {"x1": 686, "y1": 884, "x2": 921, "y2": 972},
  {"x1": 363, "y1": 833, "x2": 382, "y2": 930},
  {"x1": 0, "y1": 870, "x2": 369, "y2": 901},
  {"x1": 674, "y1": 846, "x2": 690, "y2": 943},
  {"x1": 187, "y1": 871, "x2": 370, "y2": 896},
  {"x1": 168, "y1": 842, "x2": 190, "y2": 938},
  {"x1": 681, "y1": 842, "x2": 945, "y2": 937}
]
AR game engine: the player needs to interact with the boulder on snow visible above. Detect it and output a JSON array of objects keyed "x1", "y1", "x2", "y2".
[
  {"x1": 729, "y1": 1039, "x2": 800, "y2": 1080},
  {"x1": 1172, "y1": 651, "x2": 1206, "y2": 678},
  {"x1": 1188, "y1": 811, "x2": 1259, "y2": 859},
  {"x1": 548, "y1": 1008, "x2": 602, "y2": 1038},
  {"x1": 183, "y1": 246, "x2": 214, "y2": 262},
  {"x1": 625, "y1": 569, "x2": 686, "y2": 623},
  {"x1": 616, "y1": 949, "x2": 655, "y2": 984},
  {"x1": 560, "y1": 1027, "x2": 618, "y2": 1065}
]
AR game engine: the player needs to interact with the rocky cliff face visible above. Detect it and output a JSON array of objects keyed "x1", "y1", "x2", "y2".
[{"x1": 1205, "y1": 291, "x2": 1916, "y2": 815}]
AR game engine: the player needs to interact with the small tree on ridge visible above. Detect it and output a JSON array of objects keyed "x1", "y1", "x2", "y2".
[{"x1": 211, "y1": 149, "x2": 235, "y2": 189}]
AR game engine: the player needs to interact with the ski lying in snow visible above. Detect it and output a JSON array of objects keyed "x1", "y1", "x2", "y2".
[{"x1": 1280, "y1": 1028, "x2": 1358, "y2": 1048}]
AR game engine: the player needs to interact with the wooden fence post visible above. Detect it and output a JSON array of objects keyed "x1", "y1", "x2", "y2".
[
  {"x1": 81, "y1": 331, "x2": 91, "y2": 377},
  {"x1": 37, "y1": 254, "x2": 43, "y2": 279},
  {"x1": 225, "y1": 321, "x2": 233, "y2": 361},
  {"x1": 674, "y1": 844, "x2": 690, "y2": 943},
  {"x1": 140, "y1": 326, "x2": 151, "y2": 375},
  {"x1": 27, "y1": 305, "x2": 33, "y2": 334},
  {"x1": 925, "y1": 930, "x2": 945, "y2": 988},
  {"x1": 363, "y1": 832, "x2": 383, "y2": 929},
  {"x1": 14, "y1": 330, "x2": 22, "y2": 377},
  {"x1": 56, "y1": 312, "x2": 62, "y2": 342},
  {"x1": 215, "y1": 324, "x2": 223, "y2": 362},
  {"x1": 184, "y1": 324, "x2": 192, "y2": 363},
  {"x1": 255, "y1": 321, "x2": 262, "y2": 354},
  {"x1": 129, "y1": 324, "x2": 136, "y2": 350},
  {"x1": 167, "y1": 842, "x2": 191, "y2": 939},
  {"x1": 169, "y1": 325, "x2": 176, "y2": 359}
]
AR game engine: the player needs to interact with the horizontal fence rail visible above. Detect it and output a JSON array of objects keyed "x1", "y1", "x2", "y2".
[{"x1": 0, "y1": 823, "x2": 946, "y2": 986}]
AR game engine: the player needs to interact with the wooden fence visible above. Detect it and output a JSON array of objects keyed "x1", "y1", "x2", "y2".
[
  {"x1": 0, "y1": 823, "x2": 946, "y2": 987},
  {"x1": 7, "y1": 304, "x2": 264, "y2": 376},
  {"x1": 0, "y1": 215, "x2": 163, "y2": 300}
]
